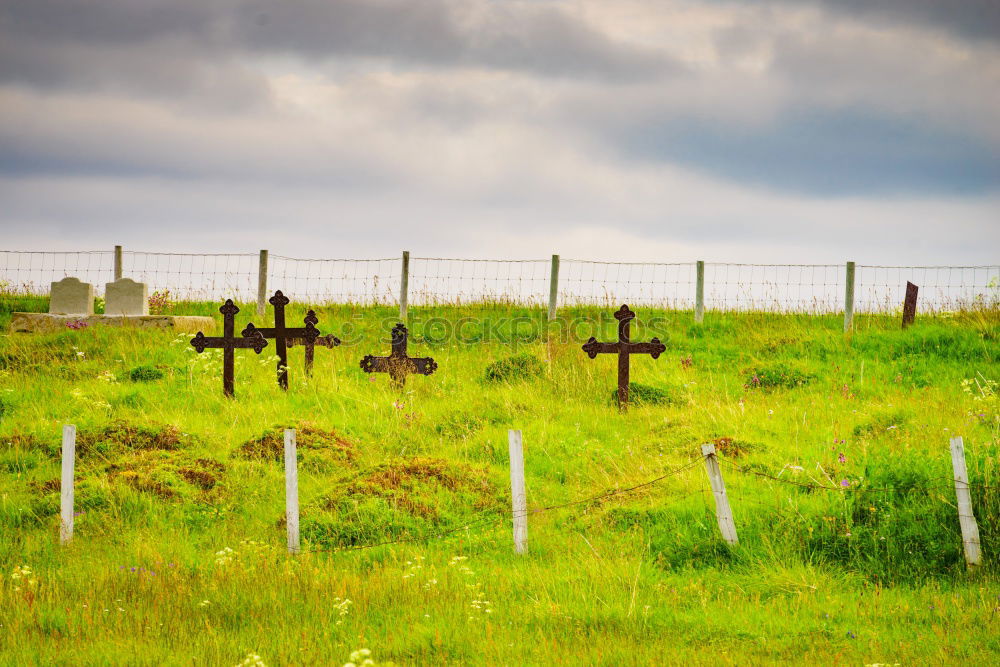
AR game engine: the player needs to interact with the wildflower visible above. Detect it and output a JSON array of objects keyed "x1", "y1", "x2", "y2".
[
  {"x1": 198, "y1": 600, "x2": 211, "y2": 608},
  {"x1": 236, "y1": 653, "x2": 266, "y2": 667},
  {"x1": 9, "y1": 565, "x2": 37, "y2": 593},
  {"x1": 840, "y1": 479, "x2": 850, "y2": 488},
  {"x1": 838, "y1": 452, "x2": 846, "y2": 464},
  {"x1": 393, "y1": 400, "x2": 404, "y2": 410}
]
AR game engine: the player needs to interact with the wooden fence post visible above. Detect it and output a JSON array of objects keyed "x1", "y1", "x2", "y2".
[
  {"x1": 548, "y1": 255, "x2": 560, "y2": 321},
  {"x1": 695, "y1": 260, "x2": 705, "y2": 324},
  {"x1": 257, "y1": 250, "x2": 269, "y2": 316},
  {"x1": 950, "y1": 436, "x2": 981, "y2": 568},
  {"x1": 508, "y1": 429, "x2": 528, "y2": 554},
  {"x1": 284, "y1": 428, "x2": 300, "y2": 555},
  {"x1": 399, "y1": 250, "x2": 410, "y2": 321},
  {"x1": 113, "y1": 245, "x2": 123, "y2": 281},
  {"x1": 843, "y1": 261, "x2": 855, "y2": 333},
  {"x1": 60, "y1": 424, "x2": 76, "y2": 545},
  {"x1": 701, "y1": 443, "x2": 738, "y2": 545},
  {"x1": 902, "y1": 281, "x2": 918, "y2": 329}
]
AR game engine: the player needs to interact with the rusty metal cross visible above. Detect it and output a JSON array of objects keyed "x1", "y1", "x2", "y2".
[
  {"x1": 582, "y1": 304, "x2": 665, "y2": 410},
  {"x1": 242, "y1": 290, "x2": 318, "y2": 389},
  {"x1": 286, "y1": 310, "x2": 341, "y2": 376},
  {"x1": 360, "y1": 322, "x2": 437, "y2": 388},
  {"x1": 190, "y1": 299, "x2": 268, "y2": 398}
]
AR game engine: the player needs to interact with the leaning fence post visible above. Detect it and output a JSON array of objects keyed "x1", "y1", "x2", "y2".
[
  {"x1": 508, "y1": 429, "x2": 528, "y2": 554},
  {"x1": 60, "y1": 424, "x2": 76, "y2": 545},
  {"x1": 701, "y1": 444, "x2": 738, "y2": 545},
  {"x1": 257, "y1": 249, "x2": 269, "y2": 316},
  {"x1": 844, "y1": 261, "x2": 855, "y2": 332},
  {"x1": 113, "y1": 245, "x2": 123, "y2": 281},
  {"x1": 548, "y1": 254, "x2": 560, "y2": 321},
  {"x1": 695, "y1": 260, "x2": 705, "y2": 324},
  {"x1": 399, "y1": 250, "x2": 410, "y2": 321},
  {"x1": 284, "y1": 428, "x2": 300, "y2": 555},
  {"x1": 950, "y1": 436, "x2": 981, "y2": 568}
]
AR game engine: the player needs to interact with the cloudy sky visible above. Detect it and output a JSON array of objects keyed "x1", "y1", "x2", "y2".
[{"x1": 1, "y1": 0, "x2": 998, "y2": 263}]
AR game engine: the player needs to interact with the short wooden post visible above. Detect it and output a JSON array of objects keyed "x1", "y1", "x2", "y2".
[
  {"x1": 257, "y1": 249, "x2": 269, "y2": 316},
  {"x1": 284, "y1": 428, "x2": 300, "y2": 555},
  {"x1": 701, "y1": 443, "x2": 738, "y2": 545},
  {"x1": 548, "y1": 254, "x2": 560, "y2": 321},
  {"x1": 399, "y1": 250, "x2": 410, "y2": 321},
  {"x1": 113, "y1": 245, "x2": 123, "y2": 281},
  {"x1": 60, "y1": 424, "x2": 76, "y2": 545},
  {"x1": 508, "y1": 429, "x2": 528, "y2": 554},
  {"x1": 950, "y1": 436, "x2": 981, "y2": 568},
  {"x1": 902, "y1": 281, "x2": 918, "y2": 329},
  {"x1": 695, "y1": 260, "x2": 705, "y2": 323},
  {"x1": 843, "y1": 261, "x2": 855, "y2": 332}
]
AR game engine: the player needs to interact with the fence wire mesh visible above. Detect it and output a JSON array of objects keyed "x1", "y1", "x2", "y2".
[{"x1": 1, "y1": 250, "x2": 997, "y2": 313}]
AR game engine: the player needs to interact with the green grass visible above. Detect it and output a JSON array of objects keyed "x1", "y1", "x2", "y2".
[{"x1": 0, "y1": 296, "x2": 998, "y2": 665}]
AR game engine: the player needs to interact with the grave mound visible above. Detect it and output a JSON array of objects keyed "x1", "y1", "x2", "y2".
[{"x1": 235, "y1": 423, "x2": 356, "y2": 464}]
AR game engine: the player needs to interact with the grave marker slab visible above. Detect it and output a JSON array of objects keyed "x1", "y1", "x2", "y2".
[
  {"x1": 105, "y1": 278, "x2": 149, "y2": 316},
  {"x1": 49, "y1": 277, "x2": 94, "y2": 315}
]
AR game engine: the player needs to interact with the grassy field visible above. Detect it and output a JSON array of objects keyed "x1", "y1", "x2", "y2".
[{"x1": 0, "y1": 294, "x2": 998, "y2": 665}]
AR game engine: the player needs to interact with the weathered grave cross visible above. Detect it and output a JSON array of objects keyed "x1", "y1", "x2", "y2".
[
  {"x1": 360, "y1": 323, "x2": 437, "y2": 388},
  {"x1": 191, "y1": 299, "x2": 268, "y2": 398},
  {"x1": 242, "y1": 290, "x2": 318, "y2": 390},
  {"x1": 582, "y1": 304, "x2": 665, "y2": 410},
  {"x1": 286, "y1": 310, "x2": 341, "y2": 376}
]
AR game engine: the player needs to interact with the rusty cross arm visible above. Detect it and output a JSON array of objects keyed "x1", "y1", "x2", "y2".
[
  {"x1": 582, "y1": 340, "x2": 665, "y2": 357},
  {"x1": 284, "y1": 311, "x2": 340, "y2": 376},
  {"x1": 241, "y1": 290, "x2": 319, "y2": 389}
]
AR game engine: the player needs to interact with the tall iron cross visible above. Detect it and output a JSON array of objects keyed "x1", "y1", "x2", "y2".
[
  {"x1": 286, "y1": 310, "x2": 341, "y2": 376},
  {"x1": 360, "y1": 322, "x2": 437, "y2": 388},
  {"x1": 190, "y1": 299, "x2": 268, "y2": 398},
  {"x1": 241, "y1": 290, "x2": 318, "y2": 390},
  {"x1": 582, "y1": 304, "x2": 666, "y2": 410}
]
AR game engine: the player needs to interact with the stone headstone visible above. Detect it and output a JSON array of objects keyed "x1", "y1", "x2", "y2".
[
  {"x1": 49, "y1": 277, "x2": 94, "y2": 315},
  {"x1": 105, "y1": 278, "x2": 149, "y2": 316}
]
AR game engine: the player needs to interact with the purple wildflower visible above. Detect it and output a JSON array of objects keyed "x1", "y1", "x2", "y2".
[
  {"x1": 840, "y1": 479, "x2": 850, "y2": 488},
  {"x1": 838, "y1": 453, "x2": 846, "y2": 464}
]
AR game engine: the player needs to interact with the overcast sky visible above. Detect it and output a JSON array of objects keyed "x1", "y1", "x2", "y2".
[{"x1": 1, "y1": 0, "x2": 998, "y2": 263}]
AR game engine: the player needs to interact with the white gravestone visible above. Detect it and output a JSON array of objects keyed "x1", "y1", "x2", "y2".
[
  {"x1": 104, "y1": 278, "x2": 149, "y2": 316},
  {"x1": 49, "y1": 277, "x2": 94, "y2": 315}
]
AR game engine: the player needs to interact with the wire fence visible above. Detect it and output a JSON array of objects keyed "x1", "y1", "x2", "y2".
[{"x1": 1, "y1": 250, "x2": 997, "y2": 313}]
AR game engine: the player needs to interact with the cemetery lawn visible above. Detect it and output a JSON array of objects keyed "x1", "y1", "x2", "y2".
[{"x1": 0, "y1": 298, "x2": 998, "y2": 665}]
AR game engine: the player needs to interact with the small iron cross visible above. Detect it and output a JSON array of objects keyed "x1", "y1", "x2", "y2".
[
  {"x1": 191, "y1": 299, "x2": 268, "y2": 398},
  {"x1": 286, "y1": 310, "x2": 341, "y2": 376},
  {"x1": 582, "y1": 304, "x2": 665, "y2": 410},
  {"x1": 242, "y1": 290, "x2": 318, "y2": 390},
  {"x1": 360, "y1": 322, "x2": 437, "y2": 388}
]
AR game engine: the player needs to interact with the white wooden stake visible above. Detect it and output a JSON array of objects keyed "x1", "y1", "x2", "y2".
[
  {"x1": 284, "y1": 428, "x2": 300, "y2": 555},
  {"x1": 950, "y1": 436, "x2": 981, "y2": 567},
  {"x1": 60, "y1": 424, "x2": 76, "y2": 545},
  {"x1": 701, "y1": 443, "x2": 738, "y2": 545},
  {"x1": 508, "y1": 429, "x2": 528, "y2": 554}
]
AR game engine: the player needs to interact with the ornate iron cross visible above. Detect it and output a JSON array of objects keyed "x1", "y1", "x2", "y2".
[
  {"x1": 360, "y1": 323, "x2": 437, "y2": 388},
  {"x1": 582, "y1": 304, "x2": 665, "y2": 410},
  {"x1": 242, "y1": 290, "x2": 318, "y2": 390},
  {"x1": 191, "y1": 299, "x2": 268, "y2": 398},
  {"x1": 286, "y1": 310, "x2": 341, "y2": 376}
]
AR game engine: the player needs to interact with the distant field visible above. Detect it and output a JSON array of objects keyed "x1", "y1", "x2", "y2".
[{"x1": 1, "y1": 295, "x2": 998, "y2": 665}]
